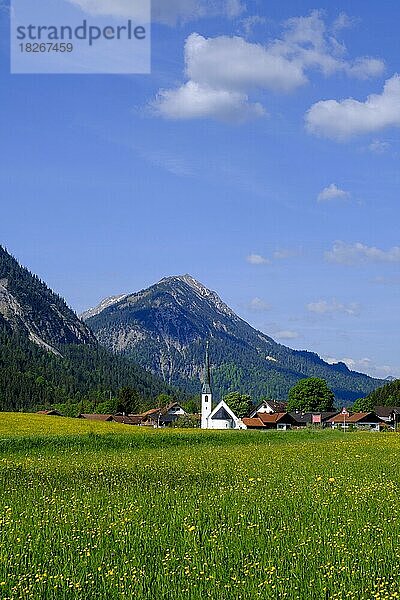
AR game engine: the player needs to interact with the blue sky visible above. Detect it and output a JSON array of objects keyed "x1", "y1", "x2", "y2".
[{"x1": 1, "y1": 0, "x2": 400, "y2": 378}]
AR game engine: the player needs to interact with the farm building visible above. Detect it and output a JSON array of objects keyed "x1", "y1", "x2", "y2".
[
  {"x1": 138, "y1": 403, "x2": 188, "y2": 427},
  {"x1": 112, "y1": 415, "x2": 137, "y2": 425},
  {"x1": 327, "y1": 412, "x2": 385, "y2": 431},
  {"x1": 159, "y1": 402, "x2": 187, "y2": 426},
  {"x1": 36, "y1": 409, "x2": 62, "y2": 416},
  {"x1": 243, "y1": 412, "x2": 296, "y2": 430},
  {"x1": 289, "y1": 412, "x2": 339, "y2": 428},
  {"x1": 374, "y1": 407, "x2": 400, "y2": 428},
  {"x1": 78, "y1": 414, "x2": 115, "y2": 422},
  {"x1": 249, "y1": 400, "x2": 287, "y2": 417}
]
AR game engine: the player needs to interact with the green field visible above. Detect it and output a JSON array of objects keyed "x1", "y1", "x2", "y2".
[{"x1": 1, "y1": 415, "x2": 400, "y2": 599}]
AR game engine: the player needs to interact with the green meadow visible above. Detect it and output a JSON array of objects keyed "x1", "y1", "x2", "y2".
[{"x1": 0, "y1": 414, "x2": 400, "y2": 599}]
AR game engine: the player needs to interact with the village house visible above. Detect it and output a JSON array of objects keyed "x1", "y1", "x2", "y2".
[
  {"x1": 249, "y1": 400, "x2": 287, "y2": 417},
  {"x1": 159, "y1": 402, "x2": 187, "y2": 426},
  {"x1": 36, "y1": 409, "x2": 62, "y2": 416},
  {"x1": 374, "y1": 407, "x2": 400, "y2": 429},
  {"x1": 289, "y1": 411, "x2": 339, "y2": 428},
  {"x1": 78, "y1": 414, "x2": 115, "y2": 422},
  {"x1": 112, "y1": 414, "x2": 137, "y2": 425},
  {"x1": 126, "y1": 414, "x2": 146, "y2": 426},
  {"x1": 327, "y1": 412, "x2": 385, "y2": 432},
  {"x1": 243, "y1": 412, "x2": 296, "y2": 430},
  {"x1": 138, "y1": 408, "x2": 162, "y2": 426},
  {"x1": 133, "y1": 402, "x2": 188, "y2": 427}
]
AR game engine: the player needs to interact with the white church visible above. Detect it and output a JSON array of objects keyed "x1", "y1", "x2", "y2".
[{"x1": 201, "y1": 343, "x2": 245, "y2": 430}]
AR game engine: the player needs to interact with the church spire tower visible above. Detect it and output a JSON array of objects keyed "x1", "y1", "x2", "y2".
[{"x1": 201, "y1": 341, "x2": 212, "y2": 429}]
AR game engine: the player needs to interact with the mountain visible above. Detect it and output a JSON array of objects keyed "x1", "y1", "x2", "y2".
[
  {"x1": 0, "y1": 247, "x2": 182, "y2": 411},
  {"x1": 83, "y1": 275, "x2": 382, "y2": 403},
  {"x1": 0, "y1": 245, "x2": 95, "y2": 355}
]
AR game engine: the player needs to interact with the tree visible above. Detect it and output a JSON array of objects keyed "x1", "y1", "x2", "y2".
[
  {"x1": 155, "y1": 393, "x2": 174, "y2": 408},
  {"x1": 117, "y1": 387, "x2": 141, "y2": 414},
  {"x1": 352, "y1": 397, "x2": 375, "y2": 413},
  {"x1": 173, "y1": 414, "x2": 199, "y2": 428},
  {"x1": 287, "y1": 378, "x2": 335, "y2": 412},
  {"x1": 96, "y1": 398, "x2": 118, "y2": 415},
  {"x1": 183, "y1": 396, "x2": 200, "y2": 415},
  {"x1": 223, "y1": 391, "x2": 253, "y2": 418},
  {"x1": 364, "y1": 379, "x2": 400, "y2": 408}
]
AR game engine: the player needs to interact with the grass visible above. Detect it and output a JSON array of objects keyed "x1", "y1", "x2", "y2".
[{"x1": 0, "y1": 414, "x2": 400, "y2": 599}]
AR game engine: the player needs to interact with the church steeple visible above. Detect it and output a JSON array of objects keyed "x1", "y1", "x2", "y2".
[
  {"x1": 202, "y1": 341, "x2": 211, "y2": 395},
  {"x1": 201, "y1": 341, "x2": 212, "y2": 429}
]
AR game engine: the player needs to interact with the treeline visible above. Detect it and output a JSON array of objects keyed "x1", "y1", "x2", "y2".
[
  {"x1": 119, "y1": 334, "x2": 381, "y2": 404},
  {"x1": 353, "y1": 378, "x2": 400, "y2": 412},
  {"x1": 0, "y1": 322, "x2": 186, "y2": 413}
]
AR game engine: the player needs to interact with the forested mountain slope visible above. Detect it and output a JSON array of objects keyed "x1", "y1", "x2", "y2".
[
  {"x1": 84, "y1": 275, "x2": 382, "y2": 403},
  {"x1": 0, "y1": 247, "x2": 181, "y2": 411}
]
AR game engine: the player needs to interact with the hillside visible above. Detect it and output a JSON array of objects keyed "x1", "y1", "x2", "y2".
[
  {"x1": 0, "y1": 247, "x2": 182, "y2": 412},
  {"x1": 366, "y1": 378, "x2": 400, "y2": 406},
  {"x1": 0, "y1": 245, "x2": 95, "y2": 354},
  {"x1": 83, "y1": 275, "x2": 382, "y2": 403}
]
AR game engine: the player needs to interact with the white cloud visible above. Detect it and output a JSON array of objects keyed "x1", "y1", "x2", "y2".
[
  {"x1": 154, "y1": 0, "x2": 246, "y2": 25},
  {"x1": 306, "y1": 75, "x2": 400, "y2": 140},
  {"x1": 68, "y1": 0, "x2": 149, "y2": 20},
  {"x1": 307, "y1": 299, "x2": 360, "y2": 316},
  {"x1": 317, "y1": 183, "x2": 350, "y2": 202},
  {"x1": 225, "y1": 0, "x2": 246, "y2": 18},
  {"x1": 273, "y1": 10, "x2": 384, "y2": 80},
  {"x1": 346, "y1": 57, "x2": 386, "y2": 79},
  {"x1": 239, "y1": 15, "x2": 268, "y2": 37},
  {"x1": 368, "y1": 140, "x2": 390, "y2": 154},
  {"x1": 373, "y1": 276, "x2": 400, "y2": 286},
  {"x1": 152, "y1": 11, "x2": 384, "y2": 122},
  {"x1": 247, "y1": 297, "x2": 271, "y2": 311},
  {"x1": 185, "y1": 33, "x2": 306, "y2": 94},
  {"x1": 68, "y1": 0, "x2": 246, "y2": 25},
  {"x1": 273, "y1": 248, "x2": 298, "y2": 260},
  {"x1": 245, "y1": 249, "x2": 298, "y2": 265},
  {"x1": 326, "y1": 241, "x2": 400, "y2": 265},
  {"x1": 325, "y1": 356, "x2": 396, "y2": 379},
  {"x1": 151, "y1": 81, "x2": 265, "y2": 122},
  {"x1": 246, "y1": 253, "x2": 270, "y2": 265},
  {"x1": 275, "y1": 330, "x2": 299, "y2": 340},
  {"x1": 332, "y1": 12, "x2": 358, "y2": 33}
]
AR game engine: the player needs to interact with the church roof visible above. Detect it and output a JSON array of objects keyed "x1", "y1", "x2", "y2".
[
  {"x1": 209, "y1": 399, "x2": 239, "y2": 422},
  {"x1": 211, "y1": 406, "x2": 233, "y2": 421}
]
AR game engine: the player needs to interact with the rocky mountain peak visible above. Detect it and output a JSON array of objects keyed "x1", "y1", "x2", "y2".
[
  {"x1": 156, "y1": 274, "x2": 237, "y2": 319},
  {"x1": 83, "y1": 274, "x2": 382, "y2": 402},
  {"x1": 0, "y1": 246, "x2": 96, "y2": 354}
]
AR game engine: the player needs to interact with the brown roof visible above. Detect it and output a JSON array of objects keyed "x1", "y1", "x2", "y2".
[
  {"x1": 78, "y1": 414, "x2": 114, "y2": 422},
  {"x1": 36, "y1": 409, "x2": 62, "y2": 416},
  {"x1": 128, "y1": 415, "x2": 145, "y2": 425},
  {"x1": 161, "y1": 402, "x2": 180, "y2": 414},
  {"x1": 140, "y1": 408, "x2": 162, "y2": 418},
  {"x1": 112, "y1": 415, "x2": 136, "y2": 425},
  {"x1": 258, "y1": 412, "x2": 289, "y2": 424},
  {"x1": 374, "y1": 406, "x2": 400, "y2": 418},
  {"x1": 327, "y1": 412, "x2": 383, "y2": 424},
  {"x1": 242, "y1": 417, "x2": 265, "y2": 428}
]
